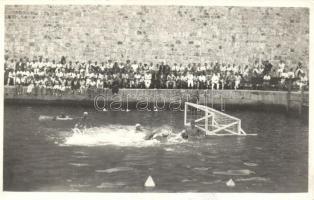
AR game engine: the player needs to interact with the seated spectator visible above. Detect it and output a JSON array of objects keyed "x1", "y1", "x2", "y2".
[
  {"x1": 7, "y1": 69, "x2": 15, "y2": 86},
  {"x1": 187, "y1": 72, "x2": 194, "y2": 89},
  {"x1": 144, "y1": 72, "x2": 152, "y2": 89},
  {"x1": 166, "y1": 73, "x2": 176, "y2": 89},
  {"x1": 295, "y1": 62, "x2": 304, "y2": 78},
  {"x1": 199, "y1": 72, "x2": 206, "y2": 89},
  {"x1": 280, "y1": 69, "x2": 288, "y2": 89},
  {"x1": 129, "y1": 71, "x2": 135, "y2": 88},
  {"x1": 296, "y1": 72, "x2": 308, "y2": 91},
  {"x1": 211, "y1": 72, "x2": 220, "y2": 90},
  {"x1": 3, "y1": 55, "x2": 308, "y2": 94},
  {"x1": 79, "y1": 78, "x2": 86, "y2": 94},
  {"x1": 263, "y1": 60, "x2": 273, "y2": 75},
  {"x1": 234, "y1": 73, "x2": 241, "y2": 90},
  {"x1": 27, "y1": 81, "x2": 35, "y2": 95},
  {"x1": 206, "y1": 72, "x2": 212, "y2": 89},
  {"x1": 15, "y1": 73, "x2": 22, "y2": 95},
  {"x1": 278, "y1": 60, "x2": 285, "y2": 76},
  {"x1": 131, "y1": 61, "x2": 138, "y2": 72},
  {"x1": 263, "y1": 73, "x2": 271, "y2": 90}
]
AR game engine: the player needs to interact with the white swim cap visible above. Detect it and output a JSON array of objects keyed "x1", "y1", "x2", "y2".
[
  {"x1": 84, "y1": 112, "x2": 88, "y2": 115},
  {"x1": 135, "y1": 123, "x2": 141, "y2": 127}
]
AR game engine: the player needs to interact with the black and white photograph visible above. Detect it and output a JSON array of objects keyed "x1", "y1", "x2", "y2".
[{"x1": 1, "y1": 0, "x2": 313, "y2": 199}]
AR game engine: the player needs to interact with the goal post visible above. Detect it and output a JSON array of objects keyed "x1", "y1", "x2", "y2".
[{"x1": 184, "y1": 102, "x2": 248, "y2": 136}]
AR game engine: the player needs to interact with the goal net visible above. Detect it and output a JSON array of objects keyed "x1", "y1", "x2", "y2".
[{"x1": 184, "y1": 102, "x2": 247, "y2": 136}]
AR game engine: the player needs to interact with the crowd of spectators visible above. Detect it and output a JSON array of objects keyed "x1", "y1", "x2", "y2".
[{"x1": 4, "y1": 56, "x2": 308, "y2": 96}]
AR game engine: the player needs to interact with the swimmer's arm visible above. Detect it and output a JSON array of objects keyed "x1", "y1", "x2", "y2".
[{"x1": 144, "y1": 129, "x2": 159, "y2": 140}]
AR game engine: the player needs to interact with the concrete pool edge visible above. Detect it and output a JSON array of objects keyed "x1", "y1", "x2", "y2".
[{"x1": 3, "y1": 86, "x2": 309, "y2": 115}]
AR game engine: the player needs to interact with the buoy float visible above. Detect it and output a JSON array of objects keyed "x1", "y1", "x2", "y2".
[
  {"x1": 103, "y1": 108, "x2": 107, "y2": 112},
  {"x1": 144, "y1": 175, "x2": 156, "y2": 187},
  {"x1": 226, "y1": 179, "x2": 235, "y2": 187},
  {"x1": 153, "y1": 106, "x2": 158, "y2": 112}
]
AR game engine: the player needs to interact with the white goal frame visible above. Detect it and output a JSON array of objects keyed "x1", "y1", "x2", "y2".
[{"x1": 184, "y1": 102, "x2": 248, "y2": 136}]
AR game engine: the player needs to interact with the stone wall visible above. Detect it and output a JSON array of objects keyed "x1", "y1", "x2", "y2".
[{"x1": 5, "y1": 5, "x2": 309, "y2": 67}]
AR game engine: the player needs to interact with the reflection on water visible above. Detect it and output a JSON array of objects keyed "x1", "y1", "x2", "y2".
[{"x1": 3, "y1": 104, "x2": 308, "y2": 192}]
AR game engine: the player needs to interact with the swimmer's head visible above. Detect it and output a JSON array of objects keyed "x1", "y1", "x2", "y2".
[
  {"x1": 181, "y1": 131, "x2": 188, "y2": 139},
  {"x1": 135, "y1": 123, "x2": 142, "y2": 131},
  {"x1": 84, "y1": 112, "x2": 88, "y2": 115}
]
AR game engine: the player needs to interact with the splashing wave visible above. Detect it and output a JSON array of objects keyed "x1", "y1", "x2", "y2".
[{"x1": 61, "y1": 125, "x2": 185, "y2": 147}]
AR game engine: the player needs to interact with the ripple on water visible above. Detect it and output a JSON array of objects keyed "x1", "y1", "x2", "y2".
[
  {"x1": 243, "y1": 162, "x2": 258, "y2": 167},
  {"x1": 68, "y1": 163, "x2": 89, "y2": 167},
  {"x1": 70, "y1": 184, "x2": 90, "y2": 188},
  {"x1": 193, "y1": 167, "x2": 209, "y2": 171},
  {"x1": 213, "y1": 169, "x2": 255, "y2": 176},
  {"x1": 236, "y1": 177, "x2": 270, "y2": 182},
  {"x1": 96, "y1": 182, "x2": 127, "y2": 189},
  {"x1": 201, "y1": 179, "x2": 222, "y2": 185},
  {"x1": 95, "y1": 167, "x2": 134, "y2": 173}
]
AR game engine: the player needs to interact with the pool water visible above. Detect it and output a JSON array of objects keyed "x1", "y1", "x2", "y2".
[{"x1": 3, "y1": 104, "x2": 308, "y2": 192}]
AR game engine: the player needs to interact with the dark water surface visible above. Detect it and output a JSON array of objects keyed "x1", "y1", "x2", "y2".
[{"x1": 3, "y1": 104, "x2": 308, "y2": 192}]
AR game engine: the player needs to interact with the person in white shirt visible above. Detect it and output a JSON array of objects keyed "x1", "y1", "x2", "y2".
[
  {"x1": 196, "y1": 63, "x2": 202, "y2": 72},
  {"x1": 134, "y1": 72, "x2": 141, "y2": 88},
  {"x1": 96, "y1": 78, "x2": 103, "y2": 89},
  {"x1": 220, "y1": 64, "x2": 226, "y2": 73},
  {"x1": 119, "y1": 62, "x2": 125, "y2": 71},
  {"x1": 15, "y1": 74, "x2": 22, "y2": 95},
  {"x1": 166, "y1": 73, "x2": 175, "y2": 88},
  {"x1": 193, "y1": 74, "x2": 199, "y2": 89},
  {"x1": 139, "y1": 73, "x2": 145, "y2": 88},
  {"x1": 187, "y1": 72, "x2": 194, "y2": 88},
  {"x1": 211, "y1": 72, "x2": 220, "y2": 90},
  {"x1": 206, "y1": 73, "x2": 212, "y2": 89},
  {"x1": 278, "y1": 60, "x2": 285, "y2": 76},
  {"x1": 143, "y1": 63, "x2": 149, "y2": 72},
  {"x1": 148, "y1": 62, "x2": 154, "y2": 71},
  {"x1": 233, "y1": 64, "x2": 239, "y2": 74},
  {"x1": 131, "y1": 61, "x2": 139, "y2": 72},
  {"x1": 179, "y1": 64, "x2": 185, "y2": 73},
  {"x1": 100, "y1": 62, "x2": 106, "y2": 72},
  {"x1": 280, "y1": 69, "x2": 288, "y2": 86},
  {"x1": 199, "y1": 73, "x2": 206, "y2": 89},
  {"x1": 7, "y1": 69, "x2": 15, "y2": 86},
  {"x1": 297, "y1": 73, "x2": 308, "y2": 91},
  {"x1": 27, "y1": 81, "x2": 35, "y2": 95},
  {"x1": 295, "y1": 62, "x2": 304, "y2": 78},
  {"x1": 175, "y1": 63, "x2": 181, "y2": 72},
  {"x1": 144, "y1": 72, "x2": 152, "y2": 88},
  {"x1": 263, "y1": 73, "x2": 271, "y2": 89},
  {"x1": 187, "y1": 63, "x2": 192, "y2": 72},
  {"x1": 53, "y1": 80, "x2": 61, "y2": 96},
  {"x1": 60, "y1": 78, "x2": 66, "y2": 95}
]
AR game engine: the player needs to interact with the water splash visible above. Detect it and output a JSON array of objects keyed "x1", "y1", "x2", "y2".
[{"x1": 61, "y1": 125, "x2": 185, "y2": 147}]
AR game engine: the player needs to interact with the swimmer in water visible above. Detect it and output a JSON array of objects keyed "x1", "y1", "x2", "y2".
[
  {"x1": 135, "y1": 123, "x2": 184, "y2": 141},
  {"x1": 74, "y1": 112, "x2": 89, "y2": 132},
  {"x1": 179, "y1": 120, "x2": 203, "y2": 139},
  {"x1": 52, "y1": 112, "x2": 67, "y2": 120},
  {"x1": 135, "y1": 123, "x2": 143, "y2": 132}
]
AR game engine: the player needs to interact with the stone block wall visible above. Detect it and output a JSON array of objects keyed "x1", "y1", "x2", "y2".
[{"x1": 5, "y1": 5, "x2": 309, "y2": 67}]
